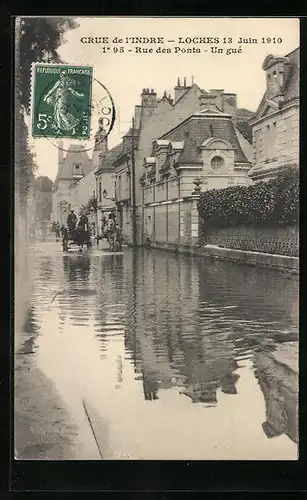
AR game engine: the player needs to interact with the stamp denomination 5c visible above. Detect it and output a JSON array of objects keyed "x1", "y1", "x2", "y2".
[{"x1": 31, "y1": 64, "x2": 93, "y2": 139}]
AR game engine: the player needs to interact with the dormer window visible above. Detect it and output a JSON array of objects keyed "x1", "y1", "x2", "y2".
[
  {"x1": 73, "y1": 164, "x2": 83, "y2": 177},
  {"x1": 211, "y1": 156, "x2": 224, "y2": 170}
]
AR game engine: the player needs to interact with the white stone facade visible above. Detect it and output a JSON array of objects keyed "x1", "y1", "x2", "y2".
[{"x1": 249, "y1": 48, "x2": 299, "y2": 182}]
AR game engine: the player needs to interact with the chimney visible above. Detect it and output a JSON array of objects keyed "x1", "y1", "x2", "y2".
[
  {"x1": 262, "y1": 55, "x2": 291, "y2": 100},
  {"x1": 141, "y1": 88, "x2": 157, "y2": 108},
  {"x1": 174, "y1": 77, "x2": 187, "y2": 103},
  {"x1": 134, "y1": 105, "x2": 142, "y2": 129},
  {"x1": 199, "y1": 94, "x2": 219, "y2": 111},
  {"x1": 209, "y1": 89, "x2": 224, "y2": 111},
  {"x1": 184, "y1": 77, "x2": 187, "y2": 87}
]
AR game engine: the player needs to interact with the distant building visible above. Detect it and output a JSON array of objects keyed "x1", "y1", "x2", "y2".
[
  {"x1": 114, "y1": 78, "x2": 253, "y2": 243},
  {"x1": 52, "y1": 117, "x2": 110, "y2": 224},
  {"x1": 141, "y1": 102, "x2": 252, "y2": 245},
  {"x1": 52, "y1": 141, "x2": 92, "y2": 224},
  {"x1": 249, "y1": 47, "x2": 299, "y2": 182},
  {"x1": 112, "y1": 127, "x2": 140, "y2": 239},
  {"x1": 54, "y1": 78, "x2": 254, "y2": 241},
  {"x1": 95, "y1": 141, "x2": 122, "y2": 236},
  {"x1": 70, "y1": 119, "x2": 109, "y2": 222}
]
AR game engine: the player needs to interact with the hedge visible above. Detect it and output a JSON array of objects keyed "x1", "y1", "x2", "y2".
[{"x1": 197, "y1": 166, "x2": 299, "y2": 228}]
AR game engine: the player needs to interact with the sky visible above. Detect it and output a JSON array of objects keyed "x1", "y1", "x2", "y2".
[{"x1": 25, "y1": 17, "x2": 299, "y2": 181}]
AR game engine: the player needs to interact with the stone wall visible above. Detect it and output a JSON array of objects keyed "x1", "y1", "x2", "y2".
[
  {"x1": 200, "y1": 225, "x2": 298, "y2": 257},
  {"x1": 143, "y1": 198, "x2": 197, "y2": 247}
]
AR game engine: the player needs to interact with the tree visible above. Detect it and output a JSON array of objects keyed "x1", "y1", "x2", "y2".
[
  {"x1": 15, "y1": 17, "x2": 78, "y2": 206},
  {"x1": 86, "y1": 195, "x2": 98, "y2": 214},
  {"x1": 18, "y1": 17, "x2": 79, "y2": 112},
  {"x1": 34, "y1": 176, "x2": 54, "y2": 221},
  {"x1": 16, "y1": 112, "x2": 37, "y2": 209},
  {"x1": 59, "y1": 200, "x2": 71, "y2": 213},
  {"x1": 35, "y1": 176, "x2": 54, "y2": 192}
]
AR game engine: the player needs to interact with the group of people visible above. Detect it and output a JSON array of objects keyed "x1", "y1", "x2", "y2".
[{"x1": 59, "y1": 208, "x2": 122, "y2": 251}]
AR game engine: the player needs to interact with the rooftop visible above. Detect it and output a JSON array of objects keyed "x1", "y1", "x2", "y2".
[
  {"x1": 283, "y1": 47, "x2": 299, "y2": 102},
  {"x1": 56, "y1": 145, "x2": 92, "y2": 181},
  {"x1": 96, "y1": 143, "x2": 123, "y2": 175},
  {"x1": 159, "y1": 112, "x2": 250, "y2": 165}
]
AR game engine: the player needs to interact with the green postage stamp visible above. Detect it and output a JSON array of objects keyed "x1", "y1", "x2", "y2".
[{"x1": 31, "y1": 64, "x2": 93, "y2": 139}]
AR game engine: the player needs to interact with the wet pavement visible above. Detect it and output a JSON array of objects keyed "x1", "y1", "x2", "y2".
[{"x1": 15, "y1": 239, "x2": 299, "y2": 460}]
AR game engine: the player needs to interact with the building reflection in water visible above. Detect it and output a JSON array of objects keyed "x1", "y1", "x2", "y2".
[
  {"x1": 93, "y1": 254, "x2": 125, "y2": 359},
  {"x1": 58, "y1": 254, "x2": 92, "y2": 326},
  {"x1": 253, "y1": 351, "x2": 298, "y2": 444},
  {"x1": 124, "y1": 249, "x2": 241, "y2": 404}
]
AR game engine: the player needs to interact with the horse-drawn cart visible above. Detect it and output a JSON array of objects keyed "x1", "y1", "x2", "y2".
[{"x1": 62, "y1": 227, "x2": 92, "y2": 252}]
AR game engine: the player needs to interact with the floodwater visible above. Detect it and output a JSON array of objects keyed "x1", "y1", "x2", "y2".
[{"x1": 19, "y1": 240, "x2": 299, "y2": 460}]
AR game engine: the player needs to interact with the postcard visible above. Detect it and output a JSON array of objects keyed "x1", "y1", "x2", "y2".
[{"x1": 14, "y1": 16, "x2": 299, "y2": 462}]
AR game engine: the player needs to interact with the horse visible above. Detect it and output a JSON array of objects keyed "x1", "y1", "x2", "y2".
[{"x1": 106, "y1": 224, "x2": 123, "y2": 252}]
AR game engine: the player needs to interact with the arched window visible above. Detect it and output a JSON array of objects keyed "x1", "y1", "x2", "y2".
[{"x1": 211, "y1": 156, "x2": 224, "y2": 170}]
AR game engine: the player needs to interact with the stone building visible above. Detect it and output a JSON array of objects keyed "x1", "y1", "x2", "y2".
[
  {"x1": 70, "y1": 119, "x2": 110, "y2": 227},
  {"x1": 53, "y1": 79, "x2": 253, "y2": 242},
  {"x1": 113, "y1": 127, "x2": 140, "y2": 239},
  {"x1": 52, "y1": 140, "x2": 92, "y2": 224},
  {"x1": 52, "y1": 119, "x2": 110, "y2": 226},
  {"x1": 249, "y1": 47, "x2": 299, "y2": 182},
  {"x1": 95, "y1": 142, "x2": 122, "y2": 236},
  {"x1": 114, "y1": 78, "x2": 253, "y2": 244},
  {"x1": 141, "y1": 101, "x2": 252, "y2": 247}
]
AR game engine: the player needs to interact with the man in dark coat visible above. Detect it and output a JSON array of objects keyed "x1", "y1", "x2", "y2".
[
  {"x1": 77, "y1": 211, "x2": 90, "y2": 250},
  {"x1": 67, "y1": 210, "x2": 77, "y2": 234}
]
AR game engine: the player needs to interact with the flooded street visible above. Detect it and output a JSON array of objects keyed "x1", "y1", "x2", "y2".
[{"x1": 17, "y1": 240, "x2": 299, "y2": 460}]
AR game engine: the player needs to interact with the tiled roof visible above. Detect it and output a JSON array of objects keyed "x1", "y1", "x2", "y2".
[
  {"x1": 236, "y1": 121, "x2": 253, "y2": 143},
  {"x1": 96, "y1": 143, "x2": 123, "y2": 175},
  {"x1": 56, "y1": 145, "x2": 92, "y2": 181},
  {"x1": 250, "y1": 47, "x2": 299, "y2": 123},
  {"x1": 174, "y1": 83, "x2": 205, "y2": 105},
  {"x1": 236, "y1": 108, "x2": 254, "y2": 120},
  {"x1": 283, "y1": 47, "x2": 299, "y2": 102},
  {"x1": 160, "y1": 115, "x2": 249, "y2": 164},
  {"x1": 123, "y1": 127, "x2": 140, "y2": 140}
]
